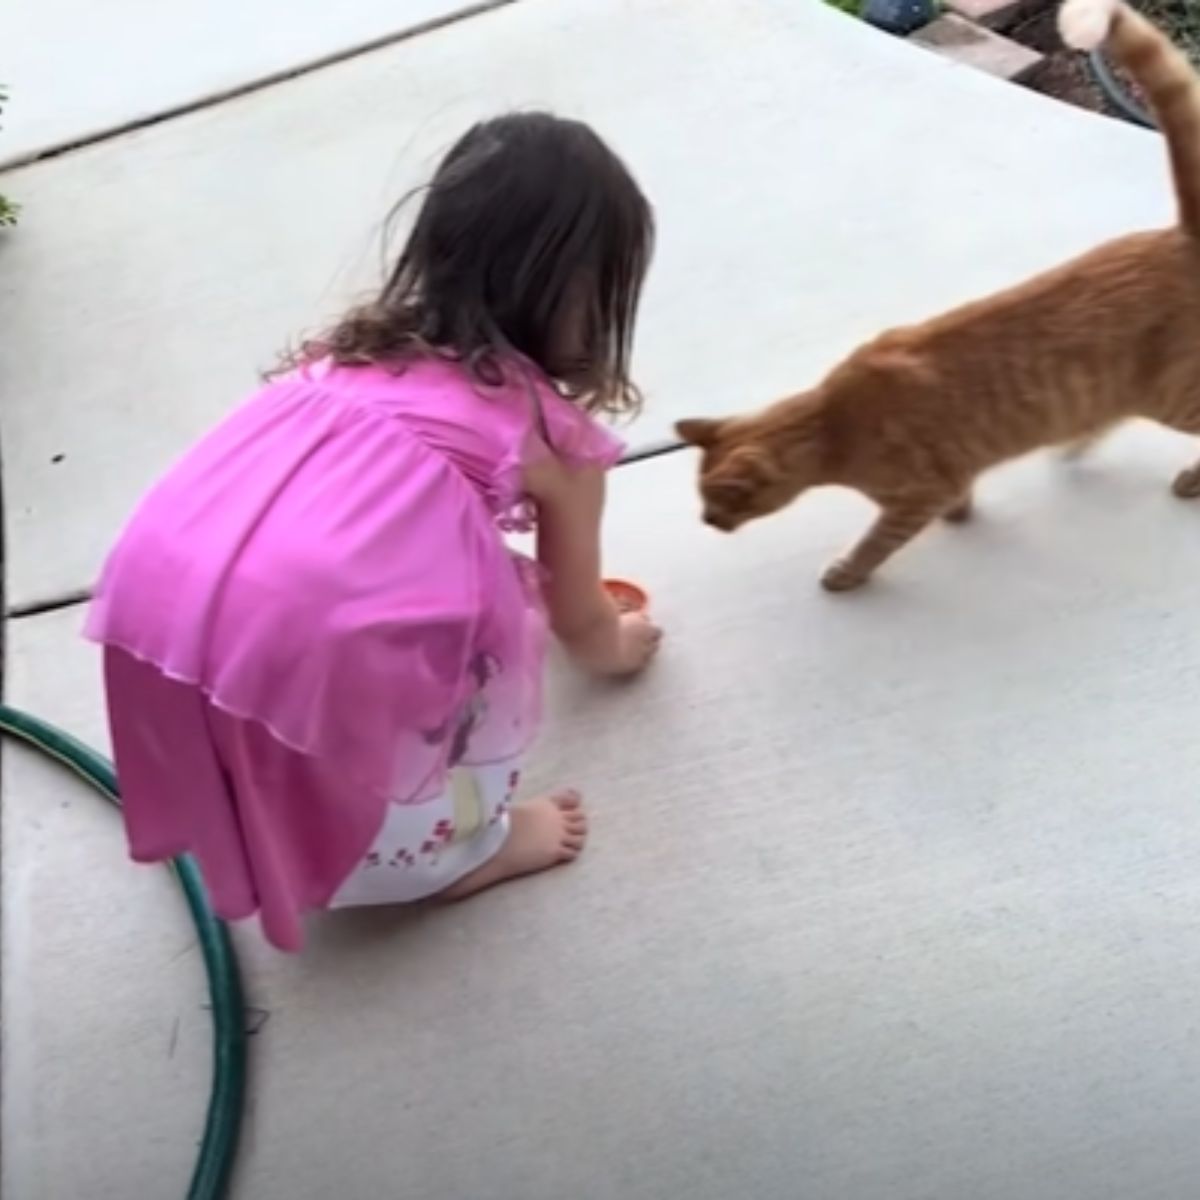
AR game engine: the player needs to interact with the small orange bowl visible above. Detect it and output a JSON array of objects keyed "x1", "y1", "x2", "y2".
[{"x1": 604, "y1": 578, "x2": 649, "y2": 615}]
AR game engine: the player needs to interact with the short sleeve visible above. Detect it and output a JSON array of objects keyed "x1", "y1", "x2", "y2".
[
  {"x1": 522, "y1": 381, "x2": 626, "y2": 472},
  {"x1": 487, "y1": 365, "x2": 627, "y2": 533}
]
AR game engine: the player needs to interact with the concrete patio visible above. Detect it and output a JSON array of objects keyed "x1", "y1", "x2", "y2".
[{"x1": 3, "y1": 2, "x2": 1199, "y2": 1198}]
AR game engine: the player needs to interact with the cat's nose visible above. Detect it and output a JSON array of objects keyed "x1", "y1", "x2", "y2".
[{"x1": 703, "y1": 510, "x2": 734, "y2": 532}]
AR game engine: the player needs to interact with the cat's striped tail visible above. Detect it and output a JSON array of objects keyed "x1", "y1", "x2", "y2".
[{"x1": 1060, "y1": 0, "x2": 1200, "y2": 236}]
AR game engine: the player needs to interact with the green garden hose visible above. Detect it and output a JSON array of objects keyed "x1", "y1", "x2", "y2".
[{"x1": 0, "y1": 703, "x2": 247, "y2": 1200}]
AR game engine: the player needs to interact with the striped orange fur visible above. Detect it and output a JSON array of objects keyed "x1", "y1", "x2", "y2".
[{"x1": 678, "y1": 0, "x2": 1200, "y2": 592}]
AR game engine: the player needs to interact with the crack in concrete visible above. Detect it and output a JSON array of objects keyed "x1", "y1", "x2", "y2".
[{"x1": 0, "y1": 0, "x2": 519, "y2": 172}]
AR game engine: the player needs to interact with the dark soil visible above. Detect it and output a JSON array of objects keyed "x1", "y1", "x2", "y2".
[
  {"x1": 1007, "y1": 0, "x2": 1200, "y2": 123},
  {"x1": 1008, "y1": 5, "x2": 1114, "y2": 115}
]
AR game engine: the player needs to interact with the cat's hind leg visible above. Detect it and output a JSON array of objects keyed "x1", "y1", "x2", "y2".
[
  {"x1": 1155, "y1": 404, "x2": 1200, "y2": 497},
  {"x1": 1172, "y1": 463, "x2": 1200, "y2": 498},
  {"x1": 821, "y1": 496, "x2": 949, "y2": 592}
]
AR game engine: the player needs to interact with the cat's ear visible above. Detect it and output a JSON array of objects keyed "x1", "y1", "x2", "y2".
[{"x1": 675, "y1": 418, "x2": 724, "y2": 448}]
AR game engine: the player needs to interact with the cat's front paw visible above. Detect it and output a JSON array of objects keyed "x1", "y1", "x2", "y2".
[
  {"x1": 821, "y1": 559, "x2": 868, "y2": 593},
  {"x1": 1172, "y1": 466, "x2": 1200, "y2": 499}
]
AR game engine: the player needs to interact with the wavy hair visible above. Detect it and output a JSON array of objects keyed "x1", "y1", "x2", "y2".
[{"x1": 275, "y1": 112, "x2": 654, "y2": 415}]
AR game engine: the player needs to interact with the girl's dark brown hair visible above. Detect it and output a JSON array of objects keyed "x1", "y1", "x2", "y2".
[{"x1": 278, "y1": 112, "x2": 654, "y2": 415}]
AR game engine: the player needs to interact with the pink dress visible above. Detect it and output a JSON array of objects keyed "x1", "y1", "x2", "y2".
[{"x1": 85, "y1": 357, "x2": 624, "y2": 950}]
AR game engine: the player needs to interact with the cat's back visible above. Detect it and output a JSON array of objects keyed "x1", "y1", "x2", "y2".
[
  {"x1": 935, "y1": 228, "x2": 1199, "y2": 346},
  {"x1": 842, "y1": 228, "x2": 1200, "y2": 395},
  {"x1": 821, "y1": 228, "x2": 1200, "y2": 462}
]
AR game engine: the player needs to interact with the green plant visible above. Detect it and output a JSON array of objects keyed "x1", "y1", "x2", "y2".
[
  {"x1": 0, "y1": 84, "x2": 18, "y2": 228},
  {"x1": 824, "y1": 0, "x2": 863, "y2": 12}
]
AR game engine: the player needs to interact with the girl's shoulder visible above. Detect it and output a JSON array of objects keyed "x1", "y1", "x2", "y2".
[
  {"x1": 499, "y1": 362, "x2": 626, "y2": 474},
  {"x1": 289, "y1": 353, "x2": 625, "y2": 472}
]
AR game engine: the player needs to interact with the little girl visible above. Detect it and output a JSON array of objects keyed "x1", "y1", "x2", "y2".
[{"x1": 85, "y1": 112, "x2": 662, "y2": 952}]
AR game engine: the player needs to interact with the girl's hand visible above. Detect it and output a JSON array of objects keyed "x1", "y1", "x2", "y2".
[
  {"x1": 525, "y1": 460, "x2": 661, "y2": 675},
  {"x1": 564, "y1": 608, "x2": 663, "y2": 677},
  {"x1": 610, "y1": 611, "x2": 663, "y2": 675}
]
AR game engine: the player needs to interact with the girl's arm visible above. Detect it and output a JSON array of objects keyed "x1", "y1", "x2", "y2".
[{"x1": 524, "y1": 458, "x2": 660, "y2": 675}]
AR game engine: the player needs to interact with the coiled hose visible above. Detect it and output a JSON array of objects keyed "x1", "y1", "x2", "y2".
[
  {"x1": 1088, "y1": 49, "x2": 1155, "y2": 127},
  {"x1": 0, "y1": 703, "x2": 247, "y2": 1200}
]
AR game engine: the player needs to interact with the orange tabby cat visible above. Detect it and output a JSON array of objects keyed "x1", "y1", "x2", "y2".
[{"x1": 678, "y1": 0, "x2": 1200, "y2": 592}]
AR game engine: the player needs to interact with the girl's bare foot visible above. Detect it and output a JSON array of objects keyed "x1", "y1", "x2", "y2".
[{"x1": 439, "y1": 791, "x2": 588, "y2": 901}]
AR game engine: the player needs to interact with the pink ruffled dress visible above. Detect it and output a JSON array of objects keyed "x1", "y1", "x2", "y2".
[{"x1": 85, "y1": 357, "x2": 623, "y2": 950}]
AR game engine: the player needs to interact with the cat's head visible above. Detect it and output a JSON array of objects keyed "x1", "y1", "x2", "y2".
[{"x1": 675, "y1": 404, "x2": 826, "y2": 533}]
